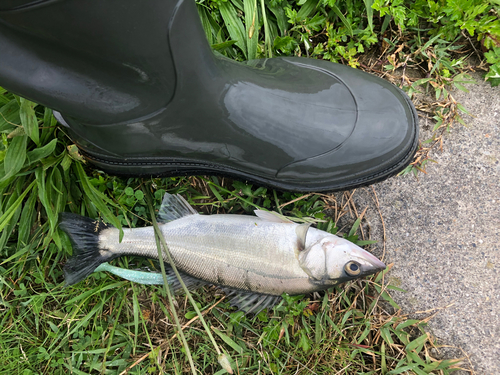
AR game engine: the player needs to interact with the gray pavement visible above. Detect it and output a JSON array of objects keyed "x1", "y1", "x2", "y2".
[{"x1": 350, "y1": 73, "x2": 499, "y2": 374}]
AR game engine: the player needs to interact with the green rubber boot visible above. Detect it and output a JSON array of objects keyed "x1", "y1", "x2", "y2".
[{"x1": 0, "y1": 0, "x2": 418, "y2": 192}]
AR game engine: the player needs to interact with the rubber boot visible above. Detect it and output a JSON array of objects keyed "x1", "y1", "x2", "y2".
[{"x1": 0, "y1": 0, "x2": 418, "y2": 192}]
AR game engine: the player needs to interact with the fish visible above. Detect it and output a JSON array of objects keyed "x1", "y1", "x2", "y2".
[{"x1": 59, "y1": 193, "x2": 385, "y2": 313}]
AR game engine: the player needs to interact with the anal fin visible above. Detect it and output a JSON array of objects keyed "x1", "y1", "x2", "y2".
[{"x1": 223, "y1": 288, "x2": 281, "y2": 315}]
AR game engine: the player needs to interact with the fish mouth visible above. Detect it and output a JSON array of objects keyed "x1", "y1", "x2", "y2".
[{"x1": 352, "y1": 247, "x2": 386, "y2": 274}]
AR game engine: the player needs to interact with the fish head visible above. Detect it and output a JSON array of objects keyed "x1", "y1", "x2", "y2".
[{"x1": 298, "y1": 234, "x2": 385, "y2": 285}]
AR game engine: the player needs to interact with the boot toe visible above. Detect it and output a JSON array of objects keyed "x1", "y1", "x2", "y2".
[{"x1": 274, "y1": 58, "x2": 418, "y2": 191}]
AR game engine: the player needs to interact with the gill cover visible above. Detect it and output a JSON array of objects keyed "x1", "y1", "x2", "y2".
[{"x1": 298, "y1": 235, "x2": 385, "y2": 284}]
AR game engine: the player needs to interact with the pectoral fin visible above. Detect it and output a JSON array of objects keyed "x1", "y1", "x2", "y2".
[
  {"x1": 295, "y1": 223, "x2": 311, "y2": 251},
  {"x1": 254, "y1": 210, "x2": 294, "y2": 223}
]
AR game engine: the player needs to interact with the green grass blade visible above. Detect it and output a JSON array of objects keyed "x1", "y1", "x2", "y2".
[
  {"x1": 0, "y1": 179, "x2": 35, "y2": 233},
  {"x1": 330, "y1": 3, "x2": 353, "y2": 36},
  {"x1": 197, "y1": 4, "x2": 215, "y2": 45},
  {"x1": 348, "y1": 217, "x2": 361, "y2": 237},
  {"x1": 0, "y1": 87, "x2": 9, "y2": 103},
  {"x1": 17, "y1": 184, "x2": 38, "y2": 247},
  {"x1": 260, "y1": 0, "x2": 273, "y2": 57},
  {"x1": 381, "y1": 13, "x2": 391, "y2": 34},
  {"x1": 244, "y1": 0, "x2": 259, "y2": 60},
  {"x1": 297, "y1": 0, "x2": 319, "y2": 20},
  {"x1": 0, "y1": 176, "x2": 25, "y2": 250},
  {"x1": 406, "y1": 332, "x2": 428, "y2": 352},
  {"x1": 41, "y1": 107, "x2": 57, "y2": 145},
  {"x1": 64, "y1": 281, "x2": 126, "y2": 305},
  {"x1": 219, "y1": 0, "x2": 248, "y2": 58},
  {"x1": 101, "y1": 294, "x2": 127, "y2": 372},
  {"x1": 0, "y1": 244, "x2": 30, "y2": 266},
  {"x1": 363, "y1": 0, "x2": 374, "y2": 32},
  {"x1": 230, "y1": 0, "x2": 244, "y2": 11},
  {"x1": 395, "y1": 319, "x2": 420, "y2": 330},
  {"x1": 0, "y1": 135, "x2": 27, "y2": 188},
  {"x1": 73, "y1": 162, "x2": 123, "y2": 239},
  {"x1": 35, "y1": 167, "x2": 58, "y2": 236},
  {"x1": 144, "y1": 186, "x2": 234, "y2": 374},
  {"x1": 208, "y1": 182, "x2": 225, "y2": 203},
  {"x1": 381, "y1": 341, "x2": 387, "y2": 374},
  {"x1": 0, "y1": 99, "x2": 21, "y2": 132},
  {"x1": 267, "y1": 4, "x2": 288, "y2": 36},
  {"x1": 25, "y1": 138, "x2": 57, "y2": 167},
  {"x1": 131, "y1": 284, "x2": 140, "y2": 355},
  {"x1": 212, "y1": 40, "x2": 238, "y2": 52},
  {"x1": 212, "y1": 326, "x2": 245, "y2": 354},
  {"x1": 143, "y1": 186, "x2": 197, "y2": 375},
  {"x1": 19, "y1": 97, "x2": 39, "y2": 146}
]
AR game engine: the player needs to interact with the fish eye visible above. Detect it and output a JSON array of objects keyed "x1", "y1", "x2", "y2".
[{"x1": 344, "y1": 261, "x2": 361, "y2": 276}]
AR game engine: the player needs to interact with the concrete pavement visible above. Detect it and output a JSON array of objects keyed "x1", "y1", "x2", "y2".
[{"x1": 349, "y1": 72, "x2": 499, "y2": 374}]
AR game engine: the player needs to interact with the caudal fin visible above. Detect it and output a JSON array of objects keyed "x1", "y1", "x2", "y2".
[{"x1": 59, "y1": 213, "x2": 114, "y2": 286}]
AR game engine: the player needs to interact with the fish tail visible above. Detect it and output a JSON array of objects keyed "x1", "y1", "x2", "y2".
[{"x1": 59, "y1": 213, "x2": 115, "y2": 286}]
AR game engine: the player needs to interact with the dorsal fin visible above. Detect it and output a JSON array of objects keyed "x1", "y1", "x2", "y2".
[
  {"x1": 158, "y1": 193, "x2": 198, "y2": 223},
  {"x1": 295, "y1": 223, "x2": 311, "y2": 251},
  {"x1": 254, "y1": 210, "x2": 294, "y2": 223}
]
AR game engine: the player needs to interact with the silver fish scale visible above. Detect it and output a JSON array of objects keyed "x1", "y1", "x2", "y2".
[{"x1": 99, "y1": 214, "x2": 317, "y2": 295}]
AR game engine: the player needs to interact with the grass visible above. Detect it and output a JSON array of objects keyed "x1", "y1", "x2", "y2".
[
  {"x1": 0, "y1": 175, "x2": 467, "y2": 374},
  {"x1": 2, "y1": 0, "x2": 496, "y2": 373}
]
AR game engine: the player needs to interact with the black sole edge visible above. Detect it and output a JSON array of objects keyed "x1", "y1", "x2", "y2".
[{"x1": 79, "y1": 134, "x2": 418, "y2": 193}]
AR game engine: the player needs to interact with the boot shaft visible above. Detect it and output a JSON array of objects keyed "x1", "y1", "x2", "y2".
[{"x1": 0, "y1": 0, "x2": 213, "y2": 124}]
